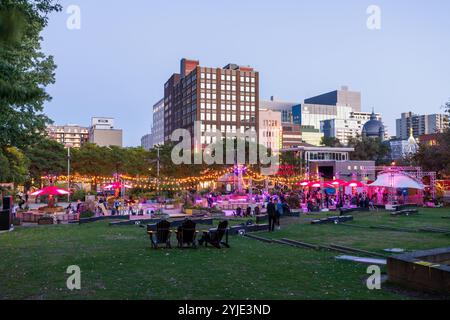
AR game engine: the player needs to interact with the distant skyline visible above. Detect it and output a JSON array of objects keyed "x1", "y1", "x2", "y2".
[{"x1": 41, "y1": 0, "x2": 450, "y2": 146}]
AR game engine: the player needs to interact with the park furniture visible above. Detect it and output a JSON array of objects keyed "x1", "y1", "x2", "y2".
[
  {"x1": 147, "y1": 220, "x2": 172, "y2": 249},
  {"x1": 390, "y1": 209, "x2": 419, "y2": 216},
  {"x1": 201, "y1": 220, "x2": 230, "y2": 249},
  {"x1": 175, "y1": 219, "x2": 199, "y2": 248}
]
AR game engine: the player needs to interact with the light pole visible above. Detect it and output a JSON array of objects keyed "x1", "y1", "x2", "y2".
[
  {"x1": 156, "y1": 146, "x2": 160, "y2": 200},
  {"x1": 65, "y1": 144, "x2": 72, "y2": 203}
]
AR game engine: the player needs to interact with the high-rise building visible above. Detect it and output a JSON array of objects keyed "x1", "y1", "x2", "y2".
[
  {"x1": 141, "y1": 133, "x2": 153, "y2": 151},
  {"x1": 260, "y1": 97, "x2": 299, "y2": 124},
  {"x1": 396, "y1": 112, "x2": 449, "y2": 140},
  {"x1": 89, "y1": 117, "x2": 123, "y2": 147},
  {"x1": 152, "y1": 98, "x2": 164, "y2": 147},
  {"x1": 321, "y1": 118, "x2": 362, "y2": 145},
  {"x1": 292, "y1": 86, "x2": 361, "y2": 131},
  {"x1": 163, "y1": 59, "x2": 259, "y2": 149},
  {"x1": 259, "y1": 109, "x2": 282, "y2": 151},
  {"x1": 46, "y1": 124, "x2": 89, "y2": 148},
  {"x1": 304, "y1": 86, "x2": 361, "y2": 112}
]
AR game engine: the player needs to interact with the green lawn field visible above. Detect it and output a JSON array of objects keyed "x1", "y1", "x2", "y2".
[{"x1": 0, "y1": 208, "x2": 449, "y2": 300}]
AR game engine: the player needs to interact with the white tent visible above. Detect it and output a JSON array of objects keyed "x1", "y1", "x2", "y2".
[{"x1": 369, "y1": 172, "x2": 424, "y2": 190}]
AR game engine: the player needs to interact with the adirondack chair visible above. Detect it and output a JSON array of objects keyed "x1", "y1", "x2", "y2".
[
  {"x1": 147, "y1": 220, "x2": 172, "y2": 249},
  {"x1": 200, "y1": 220, "x2": 230, "y2": 249},
  {"x1": 175, "y1": 219, "x2": 199, "y2": 248}
]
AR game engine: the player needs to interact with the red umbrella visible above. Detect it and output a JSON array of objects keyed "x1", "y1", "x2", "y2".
[
  {"x1": 329, "y1": 179, "x2": 346, "y2": 187},
  {"x1": 297, "y1": 180, "x2": 310, "y2": 187},
  {"x1": 102, "y1": 182, "x2": 132, "y2": 190},
  {"x1": 308, "y1": 181, "x2": 322, "y2": 188},
  {"x1": 30, "y1": 186, "x2": 71, "y2": 196},
  {"x1": 345, "y1": 180, "x2": 366, "y2": 188}
]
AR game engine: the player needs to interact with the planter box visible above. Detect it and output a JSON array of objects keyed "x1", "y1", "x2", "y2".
[{"x1": 38, "y1": 218, "x2": 54, "y2": 225}]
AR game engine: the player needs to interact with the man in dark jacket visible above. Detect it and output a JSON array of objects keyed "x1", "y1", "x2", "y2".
[{"x1": 266, "y1": 198, "x2": 277, "y2": 232}]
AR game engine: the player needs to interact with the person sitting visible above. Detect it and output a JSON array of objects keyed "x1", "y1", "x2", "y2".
[
  {"x1": 235, "y1": 206, "x2": 242, "y2": 217},
  {"x1": 245, "y1": 206, "x2": 251, "y2": 217}
]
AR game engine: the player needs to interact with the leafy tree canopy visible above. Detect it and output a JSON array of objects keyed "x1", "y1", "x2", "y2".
[{"x1": 0, "y1": 0, "x2": 62, "y2": 149}]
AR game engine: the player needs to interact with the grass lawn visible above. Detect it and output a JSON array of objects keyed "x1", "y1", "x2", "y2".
[{"x1": 0, "y1": 208, "x2": 449, "y2": 300}]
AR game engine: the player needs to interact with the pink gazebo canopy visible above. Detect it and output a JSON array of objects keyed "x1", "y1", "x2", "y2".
[{"x1": 30, "y1": 186, "x2": 71, "y2": 196}]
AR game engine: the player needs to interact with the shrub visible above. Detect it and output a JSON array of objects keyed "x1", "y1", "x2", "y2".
[
  {"x1": 79, "y1": 211, "x2": 95, "y2": 219},
  {"x1": 71, "y1": 189, "x2": 87, "y2": 202}
]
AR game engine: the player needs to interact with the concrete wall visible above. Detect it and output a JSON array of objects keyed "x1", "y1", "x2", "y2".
[{"x1": 90, "y1": 129, "x2": 123, "y2": 147}]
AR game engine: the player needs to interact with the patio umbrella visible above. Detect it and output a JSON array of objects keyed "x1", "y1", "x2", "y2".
[
  {"x1": 345, "y1": 181, "x2": 366, "y2": 188},
  {"x1": 30, "y1": 186, "x2": 71, "y2": 196},
  {"x1": 329, "y1": 179, "x2": 346, "y2": 187},
  {"x1": 297, "y1": 180, "x2": 310, "y2": 187},
  {"x1": 102, "y1": 182, "x2": 132, "y2": 190},
  {"x1": 308, "y1": 181, "x2": 322, "y2": 188}
]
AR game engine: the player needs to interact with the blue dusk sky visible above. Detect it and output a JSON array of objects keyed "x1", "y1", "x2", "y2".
[{"x1": 41, "y1": 0, "x2": 450, "y2": 146}]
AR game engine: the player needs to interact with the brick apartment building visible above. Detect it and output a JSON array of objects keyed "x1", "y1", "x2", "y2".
[{"x1": 164, "y1": 59, "x2": 259, "y2": 149}]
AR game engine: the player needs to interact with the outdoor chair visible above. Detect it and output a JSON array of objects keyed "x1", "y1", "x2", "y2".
[
  {"x1": 200, "y1": 220, "x2": 230, "y2": 249},
  {"x1": 147, "y1": 220, "x2": 172, "y2": 249},
  {"x1": 175, "y1": 219, "x2": 199, "y2": 248}
]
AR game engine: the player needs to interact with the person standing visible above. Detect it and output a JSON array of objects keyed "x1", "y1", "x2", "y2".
[
  {"x1": 267, "y1": 198, "x2": 277, "y2": 232},
  {"x1": 276, "y1": 199, "x2": 283, "y2": 230}
]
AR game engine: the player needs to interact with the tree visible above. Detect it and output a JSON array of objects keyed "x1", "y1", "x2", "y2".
[
  {"x1": 413, "y1": 99, "x2": 450, "y2": 178},
  {"x1": 71, "y1": 143, "x2": 111, "y2": 178},
  {"x1": 0, "y1": 0, "x2": 62, "y2": 149},
  {"x1": 123, "y1": 147, "x2": 152, "y2": 177},
  {"x1": 321, "y1": 136, "x2": 343, "y2": 147},
  {"x1": 24, "y1": 138, "x2": 67, "y2": 184},
  {"x1": 348, "y1": 136, "x2": 391, "y2": 165},
  {"x1": 0, "y1": 146, "x2": 29, "y2": 184}
]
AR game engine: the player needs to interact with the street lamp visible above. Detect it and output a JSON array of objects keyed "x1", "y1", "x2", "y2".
[{"x1": 65, "y1": 143, "x2": 73, "y2": 203}]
